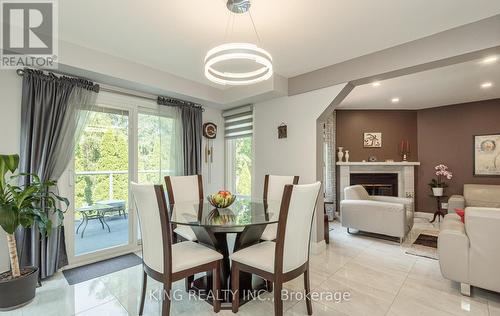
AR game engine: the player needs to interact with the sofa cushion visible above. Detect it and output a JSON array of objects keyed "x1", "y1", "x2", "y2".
[{"x1": 464, "y1": 184, "x2": 500, "y2": 208}]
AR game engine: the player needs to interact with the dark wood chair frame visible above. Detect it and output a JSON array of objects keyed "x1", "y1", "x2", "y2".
[
  {"x1": 232, "y1": 184, "x2": 320, "y2": 316},
  {"x1": 164, "y1": 174, "x2": 203, "y2": 290},
  {"x1": 263, "y1": 174, "x2": 300, "y2": 202},
  {"x1": 138, "y1": 185, "x2": 221, "y2": 316},
  {"x1": 261, "y1": 174, "x2": 299, "y2": 291}
]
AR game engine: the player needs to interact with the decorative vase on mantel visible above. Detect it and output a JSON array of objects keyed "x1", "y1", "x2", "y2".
[
  {"x1": 337, "y1": 147, "x2": 344, "y2": 162},
  {"x1": 344, "y1": 150, "x2": 350, "y2": 162},
  {"x1": 432, "y1": 187, "x2": 444, "y2": 197}
]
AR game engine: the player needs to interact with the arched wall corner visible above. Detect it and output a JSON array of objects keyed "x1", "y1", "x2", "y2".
[{"x1": 314, "y1": 83, "x2": 355, "y2": 244}]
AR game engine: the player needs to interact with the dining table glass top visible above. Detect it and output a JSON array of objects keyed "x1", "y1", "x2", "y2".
[{"x1": 169, "y1": 198, "x2": 281, "y2": 228}]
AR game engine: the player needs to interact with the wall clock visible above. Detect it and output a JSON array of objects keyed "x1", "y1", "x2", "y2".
[{"x1": 203, "y1": 122, "x2": 217, "y2": 139}]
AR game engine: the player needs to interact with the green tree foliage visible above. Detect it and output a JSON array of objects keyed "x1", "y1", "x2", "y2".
[
  {"x1": 75, "y1": 112, "x2": 128, "y2": 208},
  {"x1": 74, "y1": 111, "x2": 177, "y2": 209},
  {"x1": 234, "y1": 137, "x2": 252, "y2": 196}
]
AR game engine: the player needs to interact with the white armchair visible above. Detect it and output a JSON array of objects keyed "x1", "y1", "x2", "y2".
[{"x1": 340, "y1": 185, "x2": 414, "y2": 242}]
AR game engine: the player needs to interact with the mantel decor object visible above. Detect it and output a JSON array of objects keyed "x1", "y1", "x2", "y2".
[
  {"x1": 344, "y1": 150, "x2": 350, "y2": 162},
  {"x1": 337, "y1": 147, "x2": 344, "y2": 162},
  {"x1": 399, "y1": 139, "x2": 410, "y2": 161}
]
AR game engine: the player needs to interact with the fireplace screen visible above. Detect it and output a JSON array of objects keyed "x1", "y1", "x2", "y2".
[{"x1": 350, "y1": 173, "x2": 398, "y2": 197}]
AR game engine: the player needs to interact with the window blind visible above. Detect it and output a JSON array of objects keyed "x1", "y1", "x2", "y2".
[{"x1": 222, "y1": 105, "x2": 253, "y2": 139}]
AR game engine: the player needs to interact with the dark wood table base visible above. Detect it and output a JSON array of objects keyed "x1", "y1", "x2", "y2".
[{"x1": 188, "y1": 224, "x2": 270, "y2": 309}]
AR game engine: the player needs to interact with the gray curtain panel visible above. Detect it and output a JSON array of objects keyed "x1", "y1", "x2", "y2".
[
  {"x1": 181, "y1": 106, "x2": 203, "y2": 175},
  {"x1": 157, "y1": 96, "x2": 203, "y2": 175},
  {"x1": 17, "y1": 69, "x2": 99, "y2": 279}
]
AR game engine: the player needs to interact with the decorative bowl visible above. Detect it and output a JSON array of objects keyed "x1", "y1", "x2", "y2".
[{"x1": 207, "y1": 191, "x2": 236, "y2": 208}]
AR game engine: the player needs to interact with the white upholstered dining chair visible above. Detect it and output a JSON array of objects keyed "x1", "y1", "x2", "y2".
[
  {"x1": 260, "y1": 174, "x2": 299, "y2": 241},
  {"x1": 164, "y1": 175, "x2": 203, "y2": 242},
  {"x1": 130, "y1": 182, "x2": 222, "y2": 316},
  {"x1": 230, "y1": 182, "x2": 321, "y2": 316}
]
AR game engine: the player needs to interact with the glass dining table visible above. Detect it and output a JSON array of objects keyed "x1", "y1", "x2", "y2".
[{"x1": 169, "y1": 198, "x2": 280, "y2": 309}]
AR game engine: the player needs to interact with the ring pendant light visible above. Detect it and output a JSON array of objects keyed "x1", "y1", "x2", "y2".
[{"x1": 204, "y1": 0, "x2": 273, "y2": 86}]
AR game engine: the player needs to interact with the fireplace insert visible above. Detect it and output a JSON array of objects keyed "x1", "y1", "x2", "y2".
[{"x1": 350, "y1": 173, "x2": 398, "y2": 196}]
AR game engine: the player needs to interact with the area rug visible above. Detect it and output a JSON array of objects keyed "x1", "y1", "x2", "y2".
[
  {"x1": 63, "y1": 253, "x2": 142, "y2": 285},
  {"x1": 405, "y1": 231, "x2": 439, "y2": 260}
]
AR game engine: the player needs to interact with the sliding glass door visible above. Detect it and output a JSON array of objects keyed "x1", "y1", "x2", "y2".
[
  {"x1": 137, "y1": 109, "x2": 183, "y2": 184},
  {"x1": 64, "y1": 91, "x2": 184, "y2": 266},
  {"x1": 73, "y1": 108, "x2": 130, "y2": 256}
]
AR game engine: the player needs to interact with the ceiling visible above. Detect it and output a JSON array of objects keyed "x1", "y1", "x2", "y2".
[
  {"x1": 339, "y1": 55, "x2": 500, "y2": 109},
  {"x1": 59, "y1": 0, "x2": 500, "y2": 88}
]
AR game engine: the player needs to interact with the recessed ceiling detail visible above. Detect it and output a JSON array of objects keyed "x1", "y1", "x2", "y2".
[{"x1": 340, "y1": 56, "x2": 500, "y2": 110}]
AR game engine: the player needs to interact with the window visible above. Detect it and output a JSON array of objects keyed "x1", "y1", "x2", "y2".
[
  {"x1": 223, "y1": 105, "x2": 253, "y2": 197},
  {"x1": 226, "y1": 136, "x2": 252, "y2": 196},
  {"x1": 138, "y1": 108, "x2": 183, "y2": 184}
]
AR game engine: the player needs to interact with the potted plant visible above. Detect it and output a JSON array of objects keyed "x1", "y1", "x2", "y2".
[
  {"x1": 0, "y1": 154, "x2": 68, "y2": 310},
  {"x1": 428, "y1": 164, "x2": 453, "y2": 196}
]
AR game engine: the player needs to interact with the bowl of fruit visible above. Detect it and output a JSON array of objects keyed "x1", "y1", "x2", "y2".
[{"x1": 207, "y1": 190, "x2": 236, "y2": 208}]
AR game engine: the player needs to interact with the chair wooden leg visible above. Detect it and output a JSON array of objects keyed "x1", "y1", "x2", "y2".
[
  {"x1": 139, "y1": 271, "x2": 147, "y2": 315},
  {"x1": 185, "y1": 275, "x2": 194, "y2": 292},
  {"x1": 274, "y1": 281, "x2": 283, "y2": 316},
  {"x1": 231, "y1": 263, "x2": 240, "y2": 313},
  {"x1": 162, "y1": 282, "x2": 171, "y2": 316},
  {"x1": 266, "y1": 280, "x2": 273, "y2": 292},
  {"x1": 213, "y1": 261, "x2": 221, "y2": 313},
  {"x1": 304, "y1": 268, "x2": 312, "y2": 315}
]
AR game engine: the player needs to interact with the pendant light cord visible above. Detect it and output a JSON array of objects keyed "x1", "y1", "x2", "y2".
[
  {"x1": 222, "y1": 0, "x2": 262, "y2": 45},
  {"x1": 248, "y1": 11, "x2": 262, "y2": 45}
]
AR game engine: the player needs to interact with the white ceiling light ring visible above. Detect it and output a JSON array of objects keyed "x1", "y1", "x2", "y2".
[
  {"x1": 205, "y1": 52, "x2": 273, "y2": 78},
  {"x1": 205, "y1": 65, "x2": 273, "y2": 85},
  {"x1": 204, "y1": 43, "x2": 273, "y2": 85},
  {"x1": 205, "y1": 43, "x2": 272, "y2": 62},
  {"x1": 204, "y1": 1, "x2": 273, "y2": 86},
  {"x1": 205, "y1": 62, "x2": 273, "y2": 86}
]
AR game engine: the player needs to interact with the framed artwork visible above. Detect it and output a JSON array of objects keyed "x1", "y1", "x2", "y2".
[
  {"x1": 278, "y1": 123, "x2": 287, "y2": 139},
  {"x1": 363, "y1": 132, "x2": 382, "y2": 148},
  {"x1": 474, "y1": 133, "x2": 500, "y2": 176}
]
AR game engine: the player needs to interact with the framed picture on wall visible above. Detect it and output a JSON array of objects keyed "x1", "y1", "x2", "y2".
[
  {"x1": 473, "y1": 133, "x2": 500, "y2": 176},
  {"x1": 363, "y1": 132, "x2": 382, "y2": 148}
]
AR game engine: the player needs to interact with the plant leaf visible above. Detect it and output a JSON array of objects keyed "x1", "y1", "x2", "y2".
[{"x1": 0, "y1": 204, "x2": 19, "y2": 234}]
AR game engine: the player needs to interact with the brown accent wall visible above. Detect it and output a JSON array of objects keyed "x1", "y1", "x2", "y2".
[
  {"x1": 417, "y1": 99, "x2": 500, "y2": 212},
  {"x1": 335, "y1": 99, "x2": 500, "y2": 213},
  {"x1": 336, "y1": 110, "x2": 418, "y2": 162}
]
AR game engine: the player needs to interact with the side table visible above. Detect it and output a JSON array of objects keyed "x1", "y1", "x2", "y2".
[{"x1": 430, "y1": 195, "x2": 447, "y2": 223}]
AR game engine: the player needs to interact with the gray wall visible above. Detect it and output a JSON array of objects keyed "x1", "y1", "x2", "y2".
[{"x1": 0, "y1": 70, "x2": 22, "y2": 273}]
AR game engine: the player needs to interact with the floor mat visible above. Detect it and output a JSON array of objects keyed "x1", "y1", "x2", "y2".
[{"x1": 63, "y1": 253, "x2": 141, "y2": 285}]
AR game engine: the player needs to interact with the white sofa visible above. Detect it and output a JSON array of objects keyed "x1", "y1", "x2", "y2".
[
  {"x1": 438, "y1": 184, "x2": 500, "y2": 296},
  {"x1": 448, "y1": 184, "x2": 500, "y2": 213},
  {"x1": 340, "y1": 185, "x2": 414, "y2": 242}
]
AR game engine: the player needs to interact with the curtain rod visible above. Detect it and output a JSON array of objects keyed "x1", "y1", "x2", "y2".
[{"x1": 16, "y1": 68, "x2": 204, "y2": 110}]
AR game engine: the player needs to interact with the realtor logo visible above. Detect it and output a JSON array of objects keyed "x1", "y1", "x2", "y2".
[{"x1": 1, "y1": 0, "x2": 58, "y2": 69}]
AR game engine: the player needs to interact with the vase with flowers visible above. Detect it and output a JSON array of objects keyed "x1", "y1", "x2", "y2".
[{"x1": 428, "y1": 164, "x2": 453, "y2": 196}]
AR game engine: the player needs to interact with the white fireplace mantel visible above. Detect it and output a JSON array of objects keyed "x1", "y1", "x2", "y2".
[
  {"x1": 337, "y1": 162, "x2": 420, "y2": 208},
  {"x1": 336, "y1": 161, "x2": 420, "y2": 166}
]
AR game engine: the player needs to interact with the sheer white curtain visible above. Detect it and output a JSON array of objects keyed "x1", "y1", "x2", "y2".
[{"x1": 138, "y1": 105, "x2": 184, "y2": 184}]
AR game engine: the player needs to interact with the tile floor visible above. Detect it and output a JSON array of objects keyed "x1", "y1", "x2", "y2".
[{"x1": 2, "y1": 213, "x2": 499, "y2": 316}]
